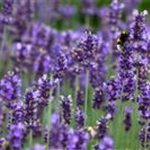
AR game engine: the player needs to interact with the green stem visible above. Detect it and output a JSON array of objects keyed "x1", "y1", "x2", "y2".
[
  {"x1": 144, "y1": 121, "x2": 148, "y2": 150},
  {"x1": 29, "y1": 129, "x2": 33, "y2": 147},
  {"x1": 56, "y1": 81, "x2": 60, "y2": 112},
  {"x1": 84, "y1": 70, "x2": 89, "y2": 125},
  {"x1": 75, "y1": 75, "x2": 79, "y2": 107},
  {"x1": 46, "y1": 74, "x2": 53, "y2": 149}
]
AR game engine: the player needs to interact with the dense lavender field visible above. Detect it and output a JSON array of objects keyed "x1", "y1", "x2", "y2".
[{"x1": 1, "y1": 0, "x2": 150, "y2": 150}]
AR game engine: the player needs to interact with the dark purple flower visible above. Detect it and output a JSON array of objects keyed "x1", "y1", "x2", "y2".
[
  {"x1": 129, "y1": 10, "x2": 148, "y2": 52},
  {"x1": 93, "y1": 87, "x2": 104, "y2": 109},
  {"x1": 138, "y1": 83, "x2": 150, "y2": 120},
  {"x1": 60, "y1": 95, "x2": 72, "y2": 125},
  {"x1": 106, "y1": 101, "x2": 117, "y2": 120},
  {"x1": 7, "y1": 123, "x2": 26, "y2": 150},
  {"x1": 34, "y1": 54, "x2": 51, "y2": 76},
  {"x1": 139, "y1": 124, "x2": 150, "y2": 148},
  {"x1": 108, "y1": 0, "x2": 125, "y2": 31},
  {"x1": 76, "y1": 90, "x2": 85, "y2": 107},
  {"x1": 49, "y1": 113, "x2": 69, "y2": 149},
  {"x1": 118, "y1": 44, "x2": 136, "y2": 101},
  {"x1": 54, "y1": 52, "x2": 68, "y2": 80},
  {"x1": 81, "y1": 0, "x2": 96, "y2": 16},
  {"x1": 96, "y1": 117, "x2": 108, "y2": 139},
  {"x1": 36, "y1": 74, "x2": 51, "y2": 107},
  {"x1": 2, "y1": 0, "x2": 14, "y2": 16},
  {"x1": 95, "y1": 136, "x2": 114, "y2": 150},
  {"x1": 43, "y1": 126, "x2": 48, "y2": 145},
  {"x1": 71, "y1": 31, "x2": 98, "y2": 69},
  {"x1": 67, "y1": 129, "x2": 89, "y2": 150},
  {"x1": 124, "y1": 107, "x2": 132, "y2": 131},
  {"x1": 0, "y1": 71, "x2": 21, "y2": 108},
  {"x1": 12, "y1": 103, "x2": 24, "y2": 124},
  {"x1": 75, "y1": 107, "x2": 85, "y2": 129},
  {"x1": 31, "y1": 144, "x2": 45, "y2": 150},
  {"x1": 104, "y1": 77, "x2": 121, "y2": 102},
  {"x1": 24, "y1": 89, "x2": 39, "y2": 130},
  {"x1": 58, "y1": 5, "x2": 76, "y2": 18}
]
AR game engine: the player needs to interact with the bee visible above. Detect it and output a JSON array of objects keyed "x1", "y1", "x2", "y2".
[
  {"x1": 117, "y1": 30, "x2": 129, "y2": 47},
  {"x1": 84, "y1": 126, "x2": 97, "y2": 138},
  {"x1": 2, "y1": 141, "x2": 11, "y2": 150}
]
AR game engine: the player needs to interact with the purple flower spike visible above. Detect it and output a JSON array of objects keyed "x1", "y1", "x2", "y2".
[
  {"x1": 75, "y1": 107, "x2": 85, "y2": 129},
  {"x1": 95, "y1": 136, "x2": 114, "y2": 150},
  {"x1": 7, "y1": 123, "x2": 26, "y2": 150},
  {"x1": 0, "y1": 71, "x2": 21, "y2": 109},
  {"x1": 124, "y1": 107, "x2": 132, "y2": 131},
  {"x1": 60, "y1": 95, "x2": 72, "y2": 125}
]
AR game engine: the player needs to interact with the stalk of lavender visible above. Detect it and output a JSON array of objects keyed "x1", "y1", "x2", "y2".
[
  {"x1": 46, "y1": 74, "x2": 54, "y2": 149},
  {"x1": 85, "y1": 69, "x2": 89, "y2": 124}
]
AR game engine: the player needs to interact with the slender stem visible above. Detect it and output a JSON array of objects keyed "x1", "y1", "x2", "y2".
[
  {"x1": 144, "y1": 121, "x2": 148, "y2": 150},
  {"x1": 84, "y1": 70, "x2": 89, "y2": 125},
  {"x1": 29, "y1": 130, "x2": 33, "y2": 147},
  {"x1": 46, "y1": 74, "x2": 53, "y2": 149},
  {"x1": 46, "y1": 100, "x2": 52, "y2": 149},
  {"x1": 75, "y1": 74, "x2": 79, "y2": 107},
  {"x1": 56, "y1": 81, "x2": 60, "y2": 112}
]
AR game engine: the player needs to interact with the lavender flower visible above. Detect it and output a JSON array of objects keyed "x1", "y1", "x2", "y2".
[
  {"x1": 36, "y1": 74, "x2": 51, "y2": 107},
  {"x1": 61, "y1": 95, "x2": 72, "y2": 125},
  {"x1": 93, "y1": 87, "x2": 104, "y2": 109},
  {"x1": 0, "y1": 71, "x2": 21, "y2": 108},
  {"x1": 96, "y1": 117, "x2": 108, "y2": 139},
  {"x1": 34, "y1": 54, "x2": 51, "y2": 76},
  {"x1": 71, "y1": 31, "x2": 98, "y2": 69},
  {"x1": 24, "y1": 89, "x2": 39, "y2": 131},
  {"x1": 54, "y1": 52, "x2": 68, "y2": 80},
  {"x1": 118, "y1": 43, "x2": 136, "y2": 102},
  {"x1": 139, "y1": 124, "x2": 150, "y2": 148},
  {"x1": 81, "y1": 0, "x2": 96, "y2": 16},
  {"x1": 43, "y1": 126, "x2": 48, "y2": 145},
  {"x1": 75, "y1": 107, "x2": 85, "y2": 129},
  {"x1": 67, "y1": 129, "x2": 89, "y2": 150},
  {"x1": 49, "y1": 113, "x2": 68, "y2": 149},
  {"x1": 138, "y1": 83, "x2": 150, "y2": 120},
  {"x1": 58, "y1": 5, "x2": 76, "y2": 19},
  {"x1": 106, "y1": 101, "x2": 117, "y2": 120},
  {"x1": 12, "y1": 103, "x2": 24, "y2": 124},
  {"x1": 7, "y1": 123, "x2": 25, "y2": 150},
  {"x1": 95, "y1": 136, "x2": 114, "y2": 150},
  {"x1": 31, "y1": 144, "x2": 45, "y2": 150},
  {"x1": 129, "y1": 10, "x2": 148, "y2": 52},
  {"x1": 0, "y1": 0, "x2": 14, "y2": 24},
  {"x1": 124, "y1": 107, "x2": 132, "y2": 131},
  {"x1": 13, "y1": 0, "x2": 35, "y2": 35},
  {"x1": 2, "y1": 0, "x2": 14, "y2": 16},
  {"x1": 76, "y1": 90, "x2": 85, "y2": 107},
  {"x1": 108, "y1": 0, "x2": 125, "y2": 34}
]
